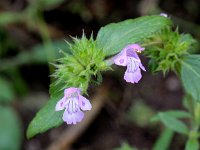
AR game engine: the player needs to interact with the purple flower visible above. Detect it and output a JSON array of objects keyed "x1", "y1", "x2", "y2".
[
  {"x1": 113, "y1": 44, "x2": 146, "y2": 84},
  {"x1": 160, "y1": 13, "x2": 168, "y2": 17},
  {"x1": 55, "y1": 87, "x2": 92, "y2": 124}
]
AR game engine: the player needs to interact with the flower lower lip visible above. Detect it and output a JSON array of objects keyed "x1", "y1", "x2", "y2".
[{"x1": 55, "y1": 87, "x2": 92, "y2": 124}]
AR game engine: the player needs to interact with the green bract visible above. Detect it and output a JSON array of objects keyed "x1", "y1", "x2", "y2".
[
  {"x1": 144, "y1": 28, "x2": 196, "y2": 74},
  {"x1": 51, "y1": 34, "x2": 108, "y2": 96}
]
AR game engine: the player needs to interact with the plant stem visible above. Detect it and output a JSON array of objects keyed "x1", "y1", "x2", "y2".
[
  {"x1": 187, "y1": 96, "x2": 200, "y2": 140},
  {"x1": 141, "y1": 41, "x2": 163, "y2": 47}
]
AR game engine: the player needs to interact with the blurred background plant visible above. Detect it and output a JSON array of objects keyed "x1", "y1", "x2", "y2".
[{"x1": 0, "y1": 0, "x2": 200, "y2": 150}]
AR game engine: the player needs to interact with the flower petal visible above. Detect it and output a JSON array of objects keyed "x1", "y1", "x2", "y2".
[
  {"x1": 64, "y1": 87, "x2": 81, "y2": 96},
  {"x1": 139, "y1": 62, "x2": 146, "y2": 71},
  {"x1": 124, "y1": 68, "x2": 142, "y2": 83},
  {"x1": 78, "y1": 95, "x2": 92, "y2": 111},
  {"x1": 126, "y1": 49, "x2": 140, "y2": 59},
  {"x1": 113, "y1": 49, "x2": 127, "y2": 66},
  {"x1": 62, "y1": 109, "x2": 84, "y2": 124},
  {"x1": 129, "y1": 44, "x2": 145, "y2": 52},
  {"x1": 55, "y1": 97, "x2": 66, "y2": 111},
  {"x1": 66, "y1": 97, "x2": 79, "y2": 113},
  {"x1": 74, "y1": 110, "x2": 84, "y2": 123}
]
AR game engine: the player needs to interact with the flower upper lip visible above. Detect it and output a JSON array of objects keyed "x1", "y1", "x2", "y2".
[{"x1": 113, "y1": 44, "x2": 146, "y2": 84}]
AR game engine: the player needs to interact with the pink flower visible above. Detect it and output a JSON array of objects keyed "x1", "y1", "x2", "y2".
[
  {"x1": 55, "y1": 87, "x2": 92, "y2": 124},
  {"x1": 114, "y1": 44, "x2": 146, "y2": 84}
]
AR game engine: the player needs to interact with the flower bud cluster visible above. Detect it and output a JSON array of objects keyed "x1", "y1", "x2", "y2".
[{"x1": 52, "y1": 34, "x2": 108, "y2": 94}]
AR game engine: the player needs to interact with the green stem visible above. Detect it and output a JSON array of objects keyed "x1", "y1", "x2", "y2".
[
  {"x1": 187, "y1": 96, "x2": 200, "y2": 140},
  {"x1": 141, "y1": 41, "x2": 163, "y2": 47},
  {"x1": 193, "y1": 103, "x2": 200, "y2": 130}
]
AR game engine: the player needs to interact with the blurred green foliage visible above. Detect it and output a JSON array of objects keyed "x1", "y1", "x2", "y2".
[
  {"x1": 0, "y1": 0, "x2": 67, "y2": 148},
  {"x1": 152, "y1": 128, "x2": 174, "y2": 150},
  {"x1": 158, "y1": 112, "x2": 189, "y2": 135},
  {"x1": 115, "y1": 142, "x2": 137, "y2": 150},
  {"x1": 36, "y1": 0, "x2": 65, "y2": 9},
  {"x1": 0, "y1": 106, "x2": 22, "y2": 150},
  {"x1": 0, "y1": 76, "x2": 15, "y2": 103},
  {"x1": 185, "y1": 138, "x2": 199, "y2": 150},
  {"x1": 127, "y1": 101, "x2": 155, "y2": 127},
  {"x1": 0, "y1": 29, "x2": 16, "y2": 56}
]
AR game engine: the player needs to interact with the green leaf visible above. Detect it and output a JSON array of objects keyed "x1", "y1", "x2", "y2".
[
  {"x1": 152, "y1": 128, "x2": 174, "y2": 150},
  {"x1": 0, "y1": 106, "x2": 22, "y2": 150},
  {"x1": 17, "y1": 40, "x2": 70, "y2": 64},
  {"x1": 49, "y1": 79, "x2": 66, "y2": 100},
  {"x1": 158, "y1": 112, "x2": 189, "y2": 134},
  {"x1": 0, "y1": 76, "x2": 15, "y2": 102},
  {"x1": 96, "y1": 15, "x2": 172, "y2": 56},
  {"x1": 181, "y1": 55, "x2": 200, "y2": 101},
  {"x1": 185, "y1": 138, "x2": 199, "y2": 150},
  {"x1": 27, "y1": 42, "x2": 69, "y2": 138},
  {"x1": 151, "y1": 110, "x2": 191, "y2": 122},
  {"x1": 26, "y1": 95, "x2": 63, "y2": 139}
]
